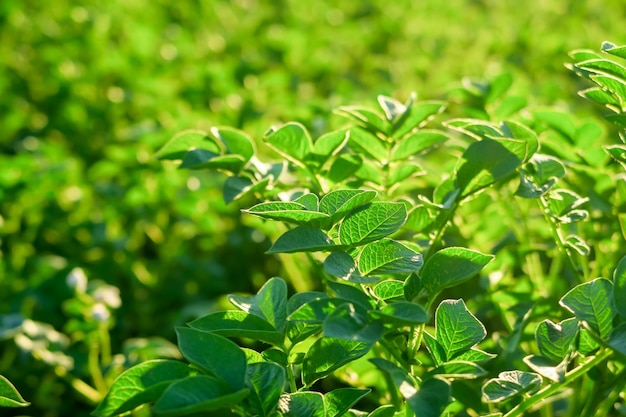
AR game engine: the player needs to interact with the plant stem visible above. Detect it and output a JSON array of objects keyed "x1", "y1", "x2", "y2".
[
  {"x1": 54, "y1": 367, "x2": 101, "y2": 405},
  {"x1": 88, "y1": 336, "x2": 107, "y2": 394},
  {"x1": 504, "y1": 348, "x2": 613, "y2": 417}
]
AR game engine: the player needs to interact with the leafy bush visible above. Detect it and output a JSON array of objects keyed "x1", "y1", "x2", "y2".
[{"x1": 93, "y1": 42, "x2": 626, "y2": 417}]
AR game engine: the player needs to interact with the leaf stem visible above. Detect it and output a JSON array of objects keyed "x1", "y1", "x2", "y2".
[{"x1": 503, "y1": 348, "x2": 613, "y2": 417}]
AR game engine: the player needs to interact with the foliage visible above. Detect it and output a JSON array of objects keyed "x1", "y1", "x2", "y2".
[{"x1": 91, "y1": 41, "x2": 626, "y2": 416}]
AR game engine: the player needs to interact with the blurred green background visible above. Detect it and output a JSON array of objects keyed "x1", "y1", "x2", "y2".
[{"x1": 1, "y1": 1, "x2": 624, "y2": 416}]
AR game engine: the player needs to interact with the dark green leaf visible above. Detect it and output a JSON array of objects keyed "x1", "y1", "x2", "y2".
[
  {"x1": 152, "y1": 375, "x2": 249, "y2": 417},
  {"x1": 614, "y1": 255, "x2": 626, "y2": 318},
  {"x1": 420, "y1": 247, "x2": 494, "y2": 296},
  {"x1": 369, "y1": 358, "x2": 415, "y2": 395},
  {"x1": 324, "y1": 251, "x2": 377, "y2": 283},
  {"x1": 280, "y1": 392, "x2": 325, "y2": 417},
  {"x1": 560, "y1": 278, "x2": 616, "y2": 340},
  {"x1": 482, "y1": 371, "x2": 542, "y2": 403},
  {"x1": 156, "y1": 130, "x2": 221, "y2": 161},
  {"x1": 188, "y1": 311, "x2": 284, "y2": 346},
  {"x1": 609, "y1": 323, "x2": 626, "y2": 356},
  {"x1": 369, "y1": 301, "x2": 429, "y2": 326},
  {"x1": 338, "y1": 202, "x2": 407, "y2": 246},
  {"x1": 223, "y1": 176, "x2": 270, "y2": 204},
  {"x1": 324, "y1": 304, "x2": 383, "y2": 344},
  {"x1": 0, "y1": 375, "x2": 29, "y2": 408},
  {"x1": 179, "y1": 148, "x2": 220, "y2": 169},
  {"x1": 264, "y1": 122, "x2": 313, "y2": 166},
  {"x1": 325, "y1": 388, "x2": 371, "y2": 417},
  {"x1": 423, "y1": 332, "x2": 446, "y2": 366},
  {"x1": 392, "y1": 131, "x2": 448, "y2": 161},
  {"x1": 302, "y1": 338, "x2": 372, "y2": 386},
  {"x1": 367, "y1": 405, "x2": 396, "y2": 417},
  {"x1": 407, "y1": 377, "x2": 451, "y2": 417},
  {"x1": 435, "y1": 299, "x2": 486, "y2": 361},
  {"x1": 175, "y1": 328, "x2": 246, "y2": 391},
  {"x1": 289, "y1": 298, "x2": 351, "y2": 324},
  {"x1": 327, "y1": 281, "x2": 373, "y2": 310},
  {"x1": 228, "y1": 277, "x2": 288, "y2": 333},
  {"x1": 245, "y1": 362, "x2": 286, "y2": 417},
  {"x1": 267, "y1": 226, "x2": 335, "y2": 254},
  {"x1": 578, "y1": 327, "x2": 601, "y2": 355},
  {"x1": 372, "y1": 280, "x2": 405, "y2": 300},
  {"x1": 358, "y1": 239, "x2": 423, "y2": 276},
  {"x1": 534, "y1": 318, "x2": 578, "y2": 362}
]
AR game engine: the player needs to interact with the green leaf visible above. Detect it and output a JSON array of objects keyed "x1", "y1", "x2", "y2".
[
  {"x1": 289, "y1": 298, "x2": 351, "y2": 324},
  {"x1": 369, "y1": 301, "x2": 429, "y2": 326},
  {"x1": 453, "y1": 348, "x2": 496, "y2": 364},
  {"x1": 602, "y1": 41, "x2": 626, "y2": 59},
  {"x1": 188, "y1": 311, "x2": 284, "y2": 346},
  {"x1": 348, "y1": 127, "x2": 389, "y2": 162},
  {"x1": 327, "y1": 154, "x2": 363, "y2": 183},
  {"x1": 378, "y1": 95, "x2": 407, "y2": 122},
  {"x1": 323, "y1": 303, "x2": 383, "y2": 344},
  {"x1": 280, "y1": 392, "x2": 325, "y2": 417},
  {"x1": 264, "y1": 123, "x2": 313, "y2": 166},
  {"x1": 482, "y1": 371, "x2": 542, "y2": 403},
  {"x1": 0, "y1": 375, "x2": 29, "y2": 408},
  {"x1": 324, "y1": 251, "x2": 377, "y2": 284},
  {"x1": 605, "y1": 144, "x2": 626, "y2": 169},
  {"x1": 319, "y1": 189, "x2": 377, "y2": 225},
  {"x1": 444, "y1": 119, "x2": 503, "y2": 140},
  {"x1": 358, "y1": 239, "x2": 423, "y2": 276},
  {"x1": 324, "y1": 388, "x2": 371, "y2": 417},
  {"x1": 175, "y1": 328, "x2": 246, "y2": 391},
  {"x1": 267, "y1": 226, "x2": 335, "y2": 254},
  {"x1": 245, "y1": 362, "x2": 286, "y2": 417},
  {"x1": 559, "y1": 278, "x2": 616, "y2": 340},
  {"x1": 614, "y1": 255, "x2": 626, "y2": 318},
  {"x1": 338, "y1": 202, "x2": 407, "y2": 246},
  {"x1": 578, "y1": 327, "x2": 601, "y2": 355},
  {"x1": 546, "y1": 189, "x2": 589, "y2": 223},
  {"x1": 575, "y1": 59, "x2": 626, "y2": 80},
  {"x1": 367, "y1": 405, "x2": 396, "y2": 417},
  {"x1": 523, "y1": 355, "x2": 567, "y2": 383},
  {"x1": 369, "y1": 358, "x2": 415, "y2": 396},
  {"x1": 563, "y1": 234, "x2": 590, "y2": 256},
  {"x1": 228, "y1": 277, "x2": 288, "y2": 333},
  {"x1": 455, "y1": 138, "x2": 524, "y2": 196},
  {"x1": 327, "y1": 281, "x2": 373, "y2": 310},
  {"x1": 302, "y1": 338, "x2": 372, "y2": 386},
  {"x1": 435, "y1": 299, "x2": 486, "y2": 361},
  {"x1": 423, "y1": 332, "x2": 446, "y2": 366},
  {"x1": 578, "y1": 87, "x2": 621, "y2": 106},
  {"x1": 389, "y1": 163, "x2": 424, "y2": 184},
  {"x1": 152, "y1": 375, "x2": 249, "y2": 417},
  {"x1": 516, "y1": 154, "x2": 566, "y2": 198},
  {"x1": 210, "y1": 126, "x2": 254, "y2": 161},
  {"x1": 156, "y1": 130, "x2": 221, "y2": 161},
  {"x1": 294, "y1": 193, "x2": 320, "y2": 211},
  {"x1": 424, "y1": 360, "x2": 487, "y2": 380},
  {"x1": 534, "y1": 318, "x2": 578, "y2": 362},
  {"x1": 393, "y1": 101, "x2": 446, "y2": 139},
  {"x1": 223, "y1": 176, "x2": 271, "y2": 204},
  {"x1": 372, "y1": 280, "x2": 405, "y2": 300},
  {"x1": 243, "y1": 202, "x2": 330, "y2": 227},
  {"x1": 391, "y1": 130, "x2": 448, "y2": 161},
  {"x1": 533, "y1": 111, "x2": 576, "y2": 140},
  {"x1": 336, "y1": 107, "x2": 390, "y2": 135},
  {"x1": 407, "y1": 377, "x2": 451, "y2": 417},
  {"x1": 591, "y1": 74, "x2": 626, "y2": 102},
  {"x1": 609, "y1": 323, "x2": 626, "y2": 356},
  {"x1": 312, "y1": 129, "x2": 349, "y2": 158},
  {"x1": 420, "y1": 247, "x2": 494, "y2": 296}
]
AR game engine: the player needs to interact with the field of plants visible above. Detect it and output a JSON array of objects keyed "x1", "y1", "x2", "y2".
[{"x1": 2, "y1": 1, "x2": 626, "y2": 416}]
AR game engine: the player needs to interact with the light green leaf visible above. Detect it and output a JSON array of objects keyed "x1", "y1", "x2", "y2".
[
  {"x1": 367, "y1": 405, "x2": 396, "y2": 417},
  {"x1": 228, "y1": 277, "x2": 288, "y2": 333},
  {"x1": 348, "y1": 127, "x2": 389, "y2": 162},
  {"x1": 546, "y1": 189, "x2": 589, "y2": 223},
  {"x1": 156, "y1": 130, "x2": 221, "y2": 161},
  {"x1": 560, "y1": 278, "x2": 616, "y2": 340},
  {"x1": 319, "y1": 189, "x2": 377, "y2": 225},
  {"x1": 302, "y1": 338, "x2": 372, "y2": 386},
  {"x1": 391, "y1": 130, "x2": 448, "y2": 161},
  {"x1": 575, "y1": 59, "x2": 626, "y2": 80},
  {"x1": 245, "y1": 362, "x2": 286, "y2": 417},
  {"x1": 210, "y1": 126, "x2": 255, "y2": 161},
  {"x1": 453, "y1": 348, "x2": 496, "y2": 364},
  {"x1": 369, "y1": 301, "x2": 429, "y2": 326},
  {"x1": 324, "y1": 251, "x2": 377, "y2": 283},
  {"x1": 444, "y1": 119, "x2": 502, "y2": 141},
  {"x1": 327, "y1": 154, "x2": 363, "y2": 183},
  {"x1": 523, "y1": 355, "x2": 567, "y2": 383},
  {"x1": 325, "y1": 388, "x2": 371, "y2": 417},
  {"x1": 614, "y1": 255, "x2": 626, "y2": 318},
  {"x1": 420, "y1": 247, "x2": 494, "y2": 296},
  {"x1": 188, "y1": 311, "x2": 284, "y2": 346},
  {"x1": 280, "y1": 392, "x2": 325, "y2": 417},
  {"x1": 152, "y1": 375, "x2": 249, "y2": 417},
  {"x1": 312, "y1": 129, "x2": 349, "y2": 158},
  {"x1": 264, "y1": 123, "x2": 313, "y2": 166},
  {"x1": 267, "y1": 226, "x2": 335, "y2": 254},
  {"x1": 563, "y1": 234, "x2": 590, "y2": 256},
  {"x1": 338, "y1": 202, "x2": 407, "y2": 246},
  {"x1": 482, "y1": 371, "x2": 542, "y2": 403},
  {"x1": 336, "y1": 106, "x2": 390, "y2": 135},
  {"x1": 534, "y1": 318, "x2": 578, "y2": 362},
  {"x1": 516, "y1": 154, "x2": 566, "y2": 198},
  {"x1": 372, "y1": 280, "x2": 405, "y2": 300},
  {"x1": 243, "y1": 202, "x2": 330, "y2": 226},
  {"x1": 369, "y1": 358, "x2": 415, "y2": 397},
  {"x1": 591, "y1": 74, "x2": 626, "y2": 102},
  {"x1": 424, "y1": 360, "x2": 487, "y2": 380},
  {"x1": 358, "y1": 239, "x2": 423, "y2": 276},
  {"x1": 378, "y1": 95, "x2": 406, "y2": 122},
  {"x1": 294, "y1": 193, "x2": 320, "y2": 211},
  {"x1": 323, "y1": 304, "x2": 383, "y2": 344},
  {"x1": 327, "y1": 281, "x2": 373, "y2": 310},
  {"x1": 175, "y1": 328, "x2": 246, "y2": 391},
  {"x1": 389, "y1": 163, "x2": 424, "y2": 184},
  {"x1": 602, "y1": 41, "x2": 626, "y2": 59},
  {"x1": 435, "y1": 299, "x2": 486, "y2": 361},
  {"x1": 578, "y1": 86, "x2": 621, "y2": 106},
  {"x1": 393, "y1": 101, "x2": 446, "y2": 139},
  {"x1": 0, "y1": 375, "x2": 29, "y2": 408},
  {"x1": 605, "y1": 144, "x2": 626, "y2": 169}
]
